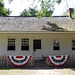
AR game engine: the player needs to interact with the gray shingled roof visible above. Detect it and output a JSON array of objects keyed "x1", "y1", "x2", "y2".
[{"x1": 0, "y1": 16, "x2": 75, "y2": 32}]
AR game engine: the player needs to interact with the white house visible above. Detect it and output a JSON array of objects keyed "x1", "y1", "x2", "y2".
[{"x1": 0, "y1": 15, "x2": 75, "y2": 67}]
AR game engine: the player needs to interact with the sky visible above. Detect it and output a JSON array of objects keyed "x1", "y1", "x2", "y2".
[
  {"x1": 53, "y1": 0, "x2": 75, "y2": 16},
  {"x1": 3, "y1": 0, "x2": 75, "y2": 16}
]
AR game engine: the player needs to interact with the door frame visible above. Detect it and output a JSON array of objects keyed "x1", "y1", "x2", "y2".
[{"x1": 33, "y1": 39, "x2": 42, "y2": 58}]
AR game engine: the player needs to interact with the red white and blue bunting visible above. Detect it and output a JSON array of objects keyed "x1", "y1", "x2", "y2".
[
  {"x1": 47, "y1": 55, "x2": 69, "y2": 67},
  {"x1": 8, "y1": 56, "x2": 32, "y2": 67}
]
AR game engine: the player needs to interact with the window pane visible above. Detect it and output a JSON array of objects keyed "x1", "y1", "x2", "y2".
[
  {"x1": 54, "y1": 40, "x2": 59, "y2": 46},
  {"x1": 53, "y1": 46, "x2": 60, "y2": 50},
  {"x1": 72, "y1": 40, "x2": 75, "y2": 50},
  {"x1": 21, "y1": 46, "x2": 29, "y2": 50},
  {"x1": 7, "y1": 38, "x2": 15, "y2": 50},
  {"x1": 8, "y1": 38, "x2": 15, "y2": 46},
  {"x1": 8, "y1": 46, "x2": 15, "y2": 50},
  {"x1": 53, "y1": 40, "x2": 60, "y2": 50},
  {"x1": 22, "y1": 39, "x2": 29, "y2": 46},
  {"x1": 21, "y1": 38, "x2": 29, "y2": 50},
  {"x1": 33, "y1": 40, "x2": 41, "y2": 49}
]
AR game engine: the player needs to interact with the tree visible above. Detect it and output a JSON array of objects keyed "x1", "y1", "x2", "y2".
[
  {"x1": 28, "y1": 8, "x2": 37, "y2": 16},
  {"x1": 36, "y1": 0, "x2": 61, "y2": 18},
  {"x1": 20, "y1": 9, "x2": 28, "y2": 16},
  {"x1": 36, "y1": 0, "x2": 53, "y2": 18},
  {"x1": 9, "y1": 0, "x2": 61, "y2": 17},
  {"x1": 20, "y1": 7, "x2": 37, "y2": 16},
  {"x1": 0, "y1": 0, "x2": 11, "y2": 16},
  {"x1": 71, "y1": 9, "x2": 75, "y2": 19},
  {"x1": 64, "y1": 8, "x2": 75, "y2": 19}
]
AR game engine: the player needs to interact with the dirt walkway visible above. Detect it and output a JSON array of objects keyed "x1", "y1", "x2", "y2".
[{"x1": 0, "y1": 68, "x2": 75, "y2": 75}]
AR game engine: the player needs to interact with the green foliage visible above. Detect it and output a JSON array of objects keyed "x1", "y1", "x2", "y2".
[
  {"x1": 56, "y1": 0, "x2": 61, "y2": 4},
  {"x1": 36, "y1": 0, "x2": 62, "y2": 18},
  {"x1": 63, "y1": 12, "x2": 67, "y2": 16},
  {"x1": 8, "y1": 0, "x2": 62, "y2": 17},
  {"x1": 36, "y1": 0, "x2": 55, "y2": 18},
  {"x1": 20, "y1": 7, "x2": 37, "y2": 16},
  {"x1": 0, "y1": 1, "x2": 11, "y2": 16},
  {"x1": 20, "y1": 0, "x2": 62, "y2": 18},
  {"x1": 63, "y1": 8, "x2": 75, "y2": 19},
  {"x1": 71, "y1": 9, "x2": 75, "y2": 19},
  {"x1": 20, "y1": 9, "x2": 28, "y2": 16}
]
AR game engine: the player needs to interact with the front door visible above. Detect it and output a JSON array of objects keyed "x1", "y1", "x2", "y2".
[{"x1": 33, "y1": 40, "x2": 42, "y2": 59}]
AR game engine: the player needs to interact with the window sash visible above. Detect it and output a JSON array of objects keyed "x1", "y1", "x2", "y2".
[
  {"x1": 22, "y1": 39, "x2": 29, "y2": 46},
  {"x1": 21, "y1": 38, "x2": 29, "y2": 50},
  {"x1": 53, "y1": 46, "x2": 60, "y2": 50},
  {"x1": 7, "y1": 46, "x2": 15, "y2": 50},
  {"x1": 53, "y1": 40, "x2": 60, "y2": 50},
  {"x1": 7, "y1": 38, "x2": 15, "y2": 50},
  {"x1": 21, "y1": 46, "x2": 29, "y2": 50},
  {"x1": 8, "y1": 38, "x2": 15, "y2": 46},
  {"x1": 72, "y1": 40, "x2": 75, "y2": 50}
]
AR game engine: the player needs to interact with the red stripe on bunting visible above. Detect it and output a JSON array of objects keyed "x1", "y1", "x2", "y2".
[
  {"x1": 56, "y1": 56, "x2": 61, "y2": 58},
  {"x1": 16, "y1": 56, "x2": 23, "y2": 58}
]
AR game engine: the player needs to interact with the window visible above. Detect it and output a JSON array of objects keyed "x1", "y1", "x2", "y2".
[
  {"x1": 7, "y1": 38, "x2": 15, "y2": 50},
  {"x1": 53, "y1": 40, "x2": 60, "y2": 50},
  {"x1": 33, "y1": 40, "x2": 41, "y2": 49},
  {"x1": 21, "y1": 39, "x2": 29, "y2": 50},
  {"x1": 72, "y1": 40, "x2": 75, "y2": 50}
]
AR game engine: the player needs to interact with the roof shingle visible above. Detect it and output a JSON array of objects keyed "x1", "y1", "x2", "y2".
[{"x1": 0, "y1": 16, "x2": 75, "y2": 32}]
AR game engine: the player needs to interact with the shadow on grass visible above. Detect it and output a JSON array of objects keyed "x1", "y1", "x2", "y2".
[{"x1": 0, "y1": 66, "x2": 75, "y2": 70}]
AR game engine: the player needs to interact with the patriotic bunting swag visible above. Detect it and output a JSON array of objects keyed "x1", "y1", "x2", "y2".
[
  {"x1": 8, "y1": 56, "x2": 32, "y2": 67},
  {"x1": 47, "y1": 55, "x2": 69, "y2": 67}
]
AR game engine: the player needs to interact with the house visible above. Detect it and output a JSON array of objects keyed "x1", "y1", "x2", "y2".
[{"x1": 0, "y1": 8, "x2": 75, "y2": 67}]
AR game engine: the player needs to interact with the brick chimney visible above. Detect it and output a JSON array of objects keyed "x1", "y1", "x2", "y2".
[{"x1": 67, "y1": 8, "x2": 74, "y2": 18}]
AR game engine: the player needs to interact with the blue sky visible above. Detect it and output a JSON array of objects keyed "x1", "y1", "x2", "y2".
[{"x1": 3, "y1": 0, "x2": 75, "y2": 16}]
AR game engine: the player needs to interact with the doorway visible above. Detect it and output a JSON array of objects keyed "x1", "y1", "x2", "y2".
[{"x1": 33, "y1": 39, "x2": 42, "y2": 59}]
